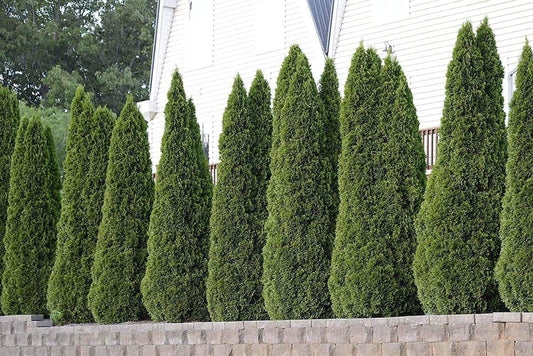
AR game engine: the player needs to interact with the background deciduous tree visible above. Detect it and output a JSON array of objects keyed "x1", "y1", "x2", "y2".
[{"x1": 0, "y1": 0, "x2": 155, "y2": 112}]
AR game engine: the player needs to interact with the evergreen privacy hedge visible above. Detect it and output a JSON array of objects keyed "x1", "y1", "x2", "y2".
[
  {"x1": 142, "y1": 70, "x2": 212, "y2": 322},
  {"x1": 414, "y1": 20, "x2": 506, "y2": 314},
  {"x1": 88, "y1": 96, "x2": 154, "y2": 323},
  {"x1": 0, "y1": 87, "x2": 20, "y2": 308},
  {"x1": 263, "y1": 53, "x2": 333, "y2": 320},
  {"x1": 496, "y1": 41, "x2": 533, "y2": 312},
  {"x1": 1, "y1": 117, "x2": 61, "y2": 315},
  {"x1": 47, "y1": 86, "x2": 112, "y2": 324},
  {"x1": 207, "y1": 72, "x2": 271, "y2": 321}
]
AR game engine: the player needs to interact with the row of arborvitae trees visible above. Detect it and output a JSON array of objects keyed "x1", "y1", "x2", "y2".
[
  {"x1": 0, "y1": 18, "x2": 531, "y2": 322},
  {"x1": 0, "y1": 84, "x2": 156, "y2": 322},
  {"x1": 207, "y1": 43, "x2": 425, "y2": 321},
  {"x1": 207, "y1": 18, "x2": 532, "y2": 320},
  {"x1": 46, "y1": 88, "x2": 155, "y2": 324}
]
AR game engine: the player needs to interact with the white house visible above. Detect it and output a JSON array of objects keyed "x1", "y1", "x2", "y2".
[{"x1": 139, "y1": 0, "x2": 533, "y2": 176}]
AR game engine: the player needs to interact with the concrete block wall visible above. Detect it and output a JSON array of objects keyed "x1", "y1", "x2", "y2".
[{"x1": 0, "y1": 312, "x2": 532, "y2": 355}]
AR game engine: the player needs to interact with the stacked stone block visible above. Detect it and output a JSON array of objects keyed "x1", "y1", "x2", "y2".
[{"x1": 0, "y1": 313, "x2": 531, "y2": 355}]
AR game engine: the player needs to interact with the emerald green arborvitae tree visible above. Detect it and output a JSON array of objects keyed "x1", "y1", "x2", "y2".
[
  {"x1": 0, "y1": 87, "x2": 20, "y2": 308},
  {"x1": 318, "y1": 58, "x2": 341, "y2": 236},
  {"x1": 2, "y1": 117, "x2": 61, "y2": 315},
  {"x1": 207, "y1": 72, "x2": 272, "y2": 321},
  {"x1": 413, "y1": 20, "x2": 506, "y2": 314},
  {"x1": 496, "y1": 41, "x2": 533, "y2": 312},
  {"x1": 47, "y1": 86, "x2": 99, "y2": 324},
  {"x1": 88, "y1": 96, "x2": 153, "y2": 323},
  {"x1": 377, "y1": 56, "x2": 426, "y2": 316},
  {"x1": 263, "y1": 53, "x2": 333, "y2": 319},
  {"x1": 142, "y1": 70, "x2": 212, "y2": 322},
  {"x1": 2, "y1": 117, "x2": 29, "y2": 311},
  {"x1": 328, "y1": 45, "x2": 386, "y2": 317}
]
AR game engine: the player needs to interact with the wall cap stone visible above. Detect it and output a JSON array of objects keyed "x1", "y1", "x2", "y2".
[{"x1": 493, "y1": 312, "x2": 522, "y2": 323}]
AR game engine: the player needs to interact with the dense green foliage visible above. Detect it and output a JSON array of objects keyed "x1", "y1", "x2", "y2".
[
  {"x1": 376, "y1": 56, "x2": 426, "y2": 315},
  {"x1": 328, "y1": 45, "x2": 383, "y2": 317},
  {"x1": 44, "y1": 124, "x2": 63, "y2": 252},
  {"x1": 84, "y1": 105, "x2": 116, "y2": 268},
  {"x1": 88, "y1": 96, "x2": 153, "y2": 323},
  {"x1": 272, "y1": 45, "x2": 303, "y2": 154},
  {"x1": 42, "y1": 66, "x2": 82, "y2": 110},
  {"x1": 1, "y1": 117, "x2": 61, "y2": 315},
  {"x1": 47, "y1": 86, "x2": 111, "y2": 324},
  {"x1": 1, "y1": 0, "x2": 155, "y2": 111},
  {"x1": 0, "y1": 87, "x2": 20, "y2": 307},
  {"x1": 413, "y1": 20, "x2": 506, "y2": 314},
  {"x1": 142, "y1": 70, "x2": 212, "y2": 322},
  {"x1": 329, "y1": 50, "x2": 426, "y2": 317},
  {"x1": 207, "y1": 72, "x2": 271, "y2": 321},
  {"x1": 495, "y1": 41, "x2": 533, "y2": 311},
  {"x1": 263, "y1": 53, "x2": 333, "y2": 319},
  {"x1": 318, "y1": 58, "x2": 341, "y2": 236}
]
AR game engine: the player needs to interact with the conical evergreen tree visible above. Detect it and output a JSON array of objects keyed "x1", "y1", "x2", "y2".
[
  {"x1": 207, "y1": 72, "x2": 271, "y2": 321},
  {"x1": 496, "y1": 41, "x2": 533, "y2": 311},
  {"x1": 47, "y1": 86, "x2": 101, "y2": 324},
  {"x1": 328, "y1": 45, "x2": 387, "y2": 317},
  {"x1": 142, "y1": 70, "x2": 212, "y2": 322},
  {"x1": 88, "y1": 96, "x2": 153, "y2": 323},
  {"x1": 413, "y1": 20, "x2": 506, "y2": 314},
  {"x1": 318, "y1": 58, "x2": 341, "y2": 243},
  {"x1": 0, "y1": 87, "x2": 20, "y2": 308},
  {"x1": 376, "y1": 56, "x2": 426, "y2": 316},
  {"x1": 263, "y1": 53, "x2": 333, "y2": 319},
  {"x1": 2, "y1": 117, "x2": 61, "y2": 315}
]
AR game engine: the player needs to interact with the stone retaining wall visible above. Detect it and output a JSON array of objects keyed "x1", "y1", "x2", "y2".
[{"x1": 1, "y1": 312, "x2": 532, "y2": 355}]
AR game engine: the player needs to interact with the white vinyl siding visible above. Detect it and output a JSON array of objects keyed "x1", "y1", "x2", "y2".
[
  {"x1": 148, "y1": 0, "x2": 324, "y2": 166},
  {"x1": 146, "y1": 0, "x2": 533, "y2": 169},
  {"x1": 333, "y1": 0, "x2": 533, "y2": 130}
]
